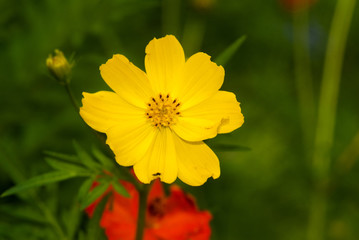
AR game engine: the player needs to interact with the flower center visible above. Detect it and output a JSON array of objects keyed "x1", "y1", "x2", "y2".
[{"x1": 145, "y1": 94, "x2": 181, "y2": 127}]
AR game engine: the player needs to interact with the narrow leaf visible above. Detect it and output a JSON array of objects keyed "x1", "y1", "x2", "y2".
[
  {"x1": 92, "y1": 146, "x2": 115, "y2": 169},
  {"x1": 112, "y1": 180, "x2": 130, "y2": 198},
  {"x1": 211, "y1": 143, "x2": 251, "y2": 152},
  {"x1": 62, "y1": 204, "x2": 82, "y2": 240},
  {"x1": 45, "y1": 157, "x2": 89, "y2": 173},
  {"x1": 78, "y1": 177, "x2": 96, "y2": 202},
  {"x1": 80, "y1": 181, "x2": 110, "y2": 210},
  {"x1": 44, "y1": 150, "x2": 78, "y2": 162},
  {"x1": 0, "y1": 205, "x2": 45, "y2": 223},
  {"x1": 73, "y1": 141, "x2": 101, "y2": 170},
  {"x1": 215, "y1": 35, "x2": 246, "y2": 66},
  {"x1": 1, "y1": 171, "x2": 84, "y2": 197}
]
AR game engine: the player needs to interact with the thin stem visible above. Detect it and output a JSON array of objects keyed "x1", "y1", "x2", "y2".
[
  {"x1": 182, "y1": 14, "x2": 206, "y2": 56},
  {"x1": 292, "y1": 8, "x2": 315, "y2": 155},
  {"x1": 336, "y1": 130, "x2": 359, "y2": 173},
  {"x1": 64, "y1": 81, "x2": 79, "y2": 110},
  {"x1": 307, "y1": 0, "x2": 356, "y2": 240},
  {"x1": 136, "y1": 183, "x2": 152, "y2": 240},
  {"x1": 162, "y1": 0, "x2": 181, "y2": 36}
]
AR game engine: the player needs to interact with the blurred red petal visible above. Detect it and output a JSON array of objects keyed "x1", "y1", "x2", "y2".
[{"x1": 86, "y1": 179, "x2": 212, "y2": 240}]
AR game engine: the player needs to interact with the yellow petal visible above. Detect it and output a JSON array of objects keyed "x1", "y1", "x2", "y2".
[
  {"x1": 106, "y1": 120, "x2": 156, "y2": 167},
  {"x1": 171, "y1": 91, "x2": 243, "y2": 141},
  {"x1": 145, "y1": 35, "x2": 185, "y2": 94},
  {"x1": 183, "y1": 90, "x2": 244, "y2": 134},
  {"x1": 171, "y1": 117, "x2": 220, "y2": 142},
  {"x1": 100, "y1": 54, "x2": 153, "y2": 108},
  {"x1": 176, "y1": 52, "x2": 225, "y2": 110},
  {"x1": 173, "y1": 133, "x2": 220, "y2": 186},
  {"x1": 79, "y1": 91, "x2": 143, "y2": 133},
  {"x1": 134, "y1": 128, "x2": 178, "y2": 184}
]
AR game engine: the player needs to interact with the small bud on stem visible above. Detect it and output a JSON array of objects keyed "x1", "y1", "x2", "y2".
[{"x1": 46, "y1": 49, "x2": 73, "y2": 84}]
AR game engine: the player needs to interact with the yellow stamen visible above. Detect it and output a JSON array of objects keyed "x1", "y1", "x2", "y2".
[{"x1": 145, "y1": 94, "x2": 181, "y2": 127}]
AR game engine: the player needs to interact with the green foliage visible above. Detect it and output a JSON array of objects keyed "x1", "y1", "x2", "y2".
[
  {"x1": 80, "y1": 181, "x2": 110, "y2": 210},
  {"x1": 215, "y1": 35, "x2": 246, "y2": 66},
  {"x1": 45, "y1": 157, "x2": 89, "y2": 173},
  {"x1": 112, "y1": 179, "x2": 130, "y2": 198},
  {"x1": 86, "y1": 194, "x2": 110, "y2": 240},
  {"x1": 210, "y1": 143, "x2": 251, "y2": 152},
  {"x1": 1, "y1": 142, "x2": 129, "y2": 240},
  {"x1": 73, "y1": 141, "x2": 103, "y2": 171},
  {"x1": 1, "y1": 171, "x2": 85, "y2": 197}
]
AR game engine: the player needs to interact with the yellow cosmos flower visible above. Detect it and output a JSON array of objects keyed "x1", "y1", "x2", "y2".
[{"x1": 80, "y1": 35, "x2": 244, "y2": 186}]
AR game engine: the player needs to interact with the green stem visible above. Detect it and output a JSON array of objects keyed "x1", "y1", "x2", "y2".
[
  {"x1": 292, "y1": 9, "x2": 315, "y2": 155},
  {"x1": 162, "y1": 0, "x2": 181, "y2": 36},
  {"x1": 336, "y1": 130, "x2": 359, "y2": 173},
  {"x1": 308, "y1": 0, "x2": 356, "y2": 240},
  {"x1": 64, "y1": 81, "x2": 79, "y2": 110},
  {"x1": 182, "y1": 14, "x2": 206, "y2": 56},
  {"x1": 136, "y1": 184, "x2": 151, "y2": 240}
]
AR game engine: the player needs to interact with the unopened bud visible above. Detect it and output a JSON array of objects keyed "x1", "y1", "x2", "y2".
[{"x1": 46, "y1": 49, "x2": 72, "y2": 84}]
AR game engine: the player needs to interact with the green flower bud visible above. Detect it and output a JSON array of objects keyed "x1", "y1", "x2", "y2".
[{"x1": 46, "y1": 49, "x2": 72, "y2": 84}]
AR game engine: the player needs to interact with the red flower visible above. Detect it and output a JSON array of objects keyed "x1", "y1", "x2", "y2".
[
  {"x1": 86, "y1": 180, "x2": 212, "y2": 240},
  {"x1": 279, "y1": 0, "x2": 318, "y2": 12}
]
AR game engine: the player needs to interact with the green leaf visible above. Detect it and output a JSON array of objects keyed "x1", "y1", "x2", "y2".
[
  {"x1": 73, "y1": 141, "x2": 101, "y2": 170},
  {"x1": 61, "y1": 203, "x2": 82, "y2": 240},
  {"x1": 86, "y1": 194, "x2": 109, "y2": 240},
  {"x1": 44, "y1": 150, "x2": 78, "y2": 162},
  {"x1": 78, "y1": 231, "x2": 87, "y2": 240},
  {"x1": 78, "y1": 177, "x2": 96, "y2": 202},
  {"x1": 80, "y1": 181, "x2": 110, "y2": 210},
  {"x1": 112, "y1": 180, "x2": 130, "y2": 198},
  {"x1": 0, "y1": 204, "x2": 45, "y2": 223},
  {"x1": 45, "y1": 157, "x2": 90, "y2": 173},
  {"x1": 215, "y1": 35, "x2": 246, "y2": 66},
  {"x1": 92, "y1": 146, "x2": 115, "y2": 170},
  {"x1": 1, "y1": 171, "x2": 87, "y2": 197},
  {"x1": 211, "y1": 143, "x2": 251, "y2": 152}
]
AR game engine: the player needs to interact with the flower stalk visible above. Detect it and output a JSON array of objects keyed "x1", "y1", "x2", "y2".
[
  {"x1": 292, "y1": 7, "x2": 315, "y2": 155},
  {"x1": 64, "y1": 81, "x2": 79, "y2": 111},
  {"x1": 136, "y1": 183, "x2": 151, "y2": 240},
  {"x1": 307, "y1": 0, "x2": 356, "y2": 239}
]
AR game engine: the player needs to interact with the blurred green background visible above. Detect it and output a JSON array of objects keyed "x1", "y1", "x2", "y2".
[{"x1": 1, "y1": 0, "x2": 358, "y2": 239}]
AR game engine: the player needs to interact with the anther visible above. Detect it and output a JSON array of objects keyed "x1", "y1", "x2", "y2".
[{"x1": 146, "y1": 94, "x2": 181, "y2": 128}]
